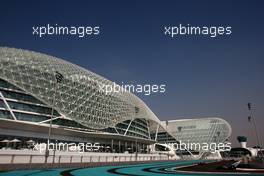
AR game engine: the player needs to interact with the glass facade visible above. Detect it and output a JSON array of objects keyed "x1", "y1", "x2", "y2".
[{"x1": 0, "y1": 47, "x2": 172, "y2": 142}]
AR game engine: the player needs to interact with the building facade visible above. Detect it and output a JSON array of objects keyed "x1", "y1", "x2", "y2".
[
  {"x1": 161, "y1": 118, "x2": 232, "y2": 158},
  {"x1": 0, "y1": 47, "x2": 232, "y2": 158},
  {"x1": 0, "y1": 47, "x2": 171, "y2": 153}
]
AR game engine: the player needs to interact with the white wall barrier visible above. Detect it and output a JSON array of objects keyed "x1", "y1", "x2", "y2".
[{"x1": 0, "y1": 150, "x2": 171, "y2": 164}]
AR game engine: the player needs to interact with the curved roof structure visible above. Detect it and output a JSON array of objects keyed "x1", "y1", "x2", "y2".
[
  {"x1": 0, "y1": 47, "x2": 164, "y2": 132},
  {"x1": 164, "y1": 117, "x2": 232, "y2": 146}
]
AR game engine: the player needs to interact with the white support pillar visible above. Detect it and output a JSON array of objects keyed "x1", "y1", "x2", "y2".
[
  {"x1": 124, "y1": 119, "x2": 133, "y2": 136},
  {"x1": 155, "y1": 124, "x2": 159, "y2": 141},
  {"x1": 114, "y1": 127, "x2": 120, "y2": 134},
  {"x1": 0, "y1": 91, "x2": 17, "y2": 120},
  {"x1": 146, "y1": 120, "x2": 151, "y2": 139}
]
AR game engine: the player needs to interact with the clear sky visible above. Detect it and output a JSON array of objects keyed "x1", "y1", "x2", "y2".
[{"x1": 0, "y1": 0, "x2": 264, "y2": 147}]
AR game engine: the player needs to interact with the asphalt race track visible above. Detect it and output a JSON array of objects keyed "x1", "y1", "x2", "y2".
[{"x1": 1, "y1": 160, "x2": 264, "y2": 176}]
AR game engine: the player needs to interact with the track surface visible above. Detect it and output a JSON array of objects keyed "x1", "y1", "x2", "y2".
[{"x1": 1, "y1": 160, "x2": 264, "y2": 176}]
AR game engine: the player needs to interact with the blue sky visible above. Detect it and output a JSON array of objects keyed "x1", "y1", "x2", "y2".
[{"x1": 0, "y1": 0, "x2": 264, "y2": 146}]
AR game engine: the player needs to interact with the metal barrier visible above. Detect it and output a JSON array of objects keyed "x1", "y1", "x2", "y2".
[{"x1": 0, "y1": 153, "x2": 170, "y2": 164}]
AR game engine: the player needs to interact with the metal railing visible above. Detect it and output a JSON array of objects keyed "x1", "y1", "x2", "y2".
[{"x1": 0, "y1": 153, "x2": 170, "y2": 164}]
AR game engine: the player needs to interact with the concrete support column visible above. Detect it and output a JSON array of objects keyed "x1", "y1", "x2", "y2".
[
  {"x1": 118, "y1": 140, "x2": 121, "y2": 153},
  {"x1": 111, "y1": 139, "x2": 114, "y2": 153},
  {"x1": 125, "y1": 141, "x2": 127, "y2": 151}
]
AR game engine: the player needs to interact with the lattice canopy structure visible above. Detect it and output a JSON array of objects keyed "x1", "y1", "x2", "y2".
[
  {"x1": 0, "y1": 47, "x2": 170, "y2": 141},
  {"x1": 164, "y1": 118, "x2": 232, "y2": 146}
]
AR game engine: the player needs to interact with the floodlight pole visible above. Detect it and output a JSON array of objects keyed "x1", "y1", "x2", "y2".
[
  {"x1": 45, "y1": 72, "x2": 62, "y2": 163},
  {"x1": 166, "y1": 121, "x2": 169, "y2": 160},
  {"x1": 247, "y1": 103, "x2": 263, "y2": 157},
  {"x1": 45, "y1": 82, "x2": 58, "y2": 163}
]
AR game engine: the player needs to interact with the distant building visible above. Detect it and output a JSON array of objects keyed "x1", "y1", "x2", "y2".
[{"x1": 160, "y1": 118, "x2": 232, "y2": 159}]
